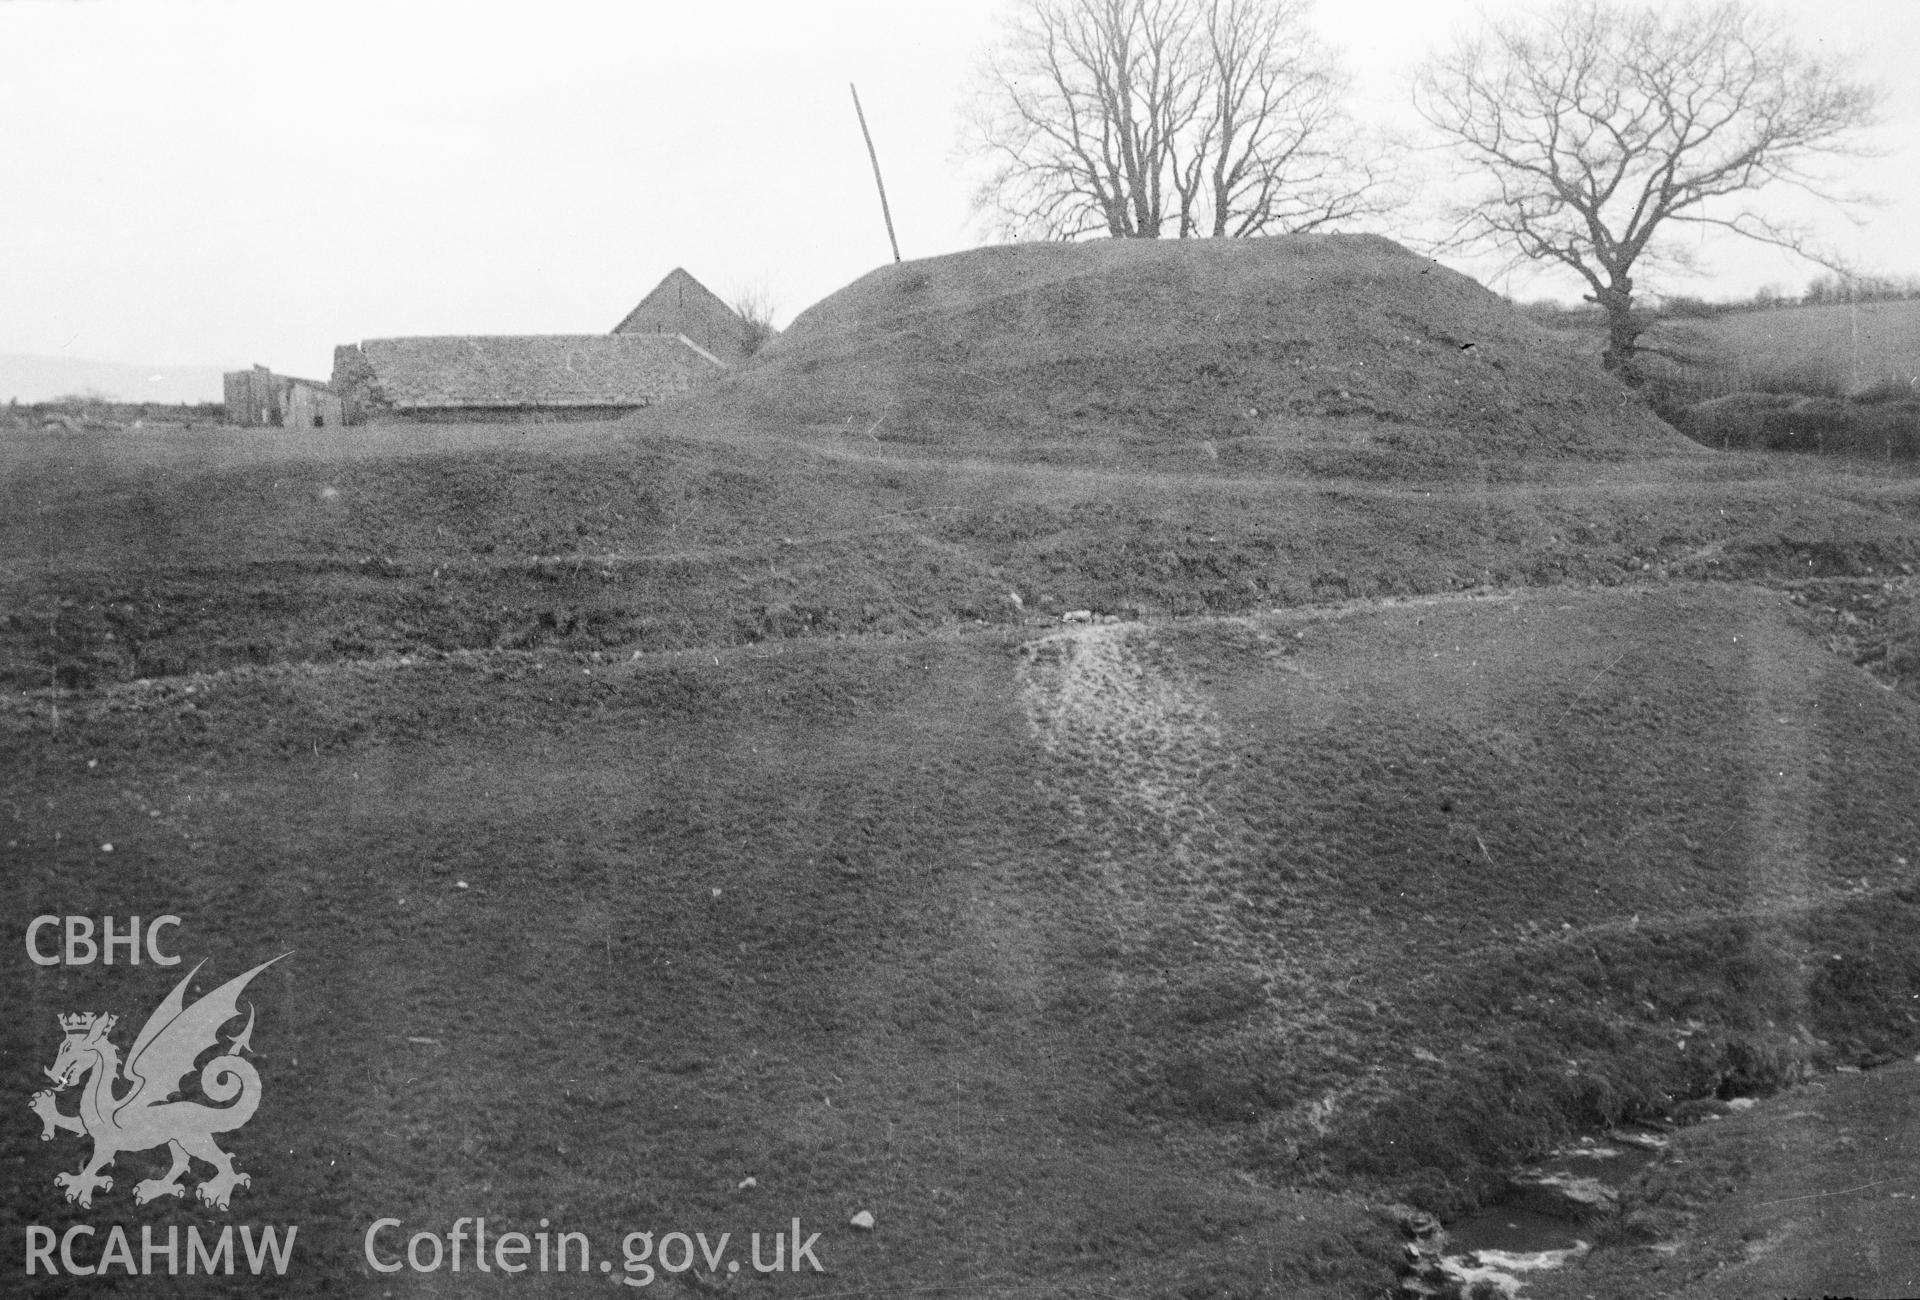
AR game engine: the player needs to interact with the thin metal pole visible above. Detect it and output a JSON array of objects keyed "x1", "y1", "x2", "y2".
[{"x1": 850, "y1": 82, "x2": 902, "y2": 264}]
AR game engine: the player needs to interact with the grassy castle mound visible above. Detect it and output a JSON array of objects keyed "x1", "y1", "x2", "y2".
[{"x1": 730, "y1": 234, "x2": 1693, "y2": 474}]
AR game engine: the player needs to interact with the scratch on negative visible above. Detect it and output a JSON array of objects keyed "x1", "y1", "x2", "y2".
[
  {"x1": 1756, "y1": 1177, "x2": 1897, "y2": 1207},
  {"x1": 1562, "y1": 650, "x2": 1631, "y2": 717}
]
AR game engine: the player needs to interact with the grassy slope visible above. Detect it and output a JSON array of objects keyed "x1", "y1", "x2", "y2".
[
  {"x1": 1027, "y1": 588, "x2": 1920, "y2": 1195},
  {"x1": 1526, "y1": 1060, "x2": 1920, "y2": 1299},
  {"x1": 6, "y1": 576, "x2": 1920, "y2": 1296},
  {"x1": 5, "y1": 419, "x2": 1917, "y2": 692},
  {"x1": 7, "y1": 237, "x2": 1920, "y2": 1296},
  {"x1": 3, "y1": 628, "x2": 1400, "y2": 1297}
]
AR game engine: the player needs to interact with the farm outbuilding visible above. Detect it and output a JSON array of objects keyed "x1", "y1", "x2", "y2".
[
  {"x1": 613, "y1": 268, "x2": 759, "y2": 365},
  {"x1": 330, "y1": 334, "x2": 726, "y2": 424},
  {"x1": 223, "y1": 366, "x2": 344, "y2": 428}
]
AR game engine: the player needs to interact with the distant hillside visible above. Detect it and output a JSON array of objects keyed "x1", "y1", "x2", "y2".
[{"x1": 0, "y1": 351, "x2": 227, "y2": 404}]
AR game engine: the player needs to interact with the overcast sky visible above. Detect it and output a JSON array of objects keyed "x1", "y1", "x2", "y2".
[{"x1": 1, "y1": 0, "x2": 1914, "y2": 382}]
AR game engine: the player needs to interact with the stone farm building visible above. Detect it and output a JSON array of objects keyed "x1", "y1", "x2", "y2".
[
  {"x1": 223, "y1": 365, "x2": 344, "y2": 428},
  {"x1": 612, "y1": 268, "x2": 759, "y2": 365},
  {"x1": 330, "y1": 269, "x2": 750, "y2": 423},
  {"x1": 330, "y1": 334, "x2": 725, "y2": 423}
]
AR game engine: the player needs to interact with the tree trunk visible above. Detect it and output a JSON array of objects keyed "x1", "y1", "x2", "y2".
[{"x1": 1592, "y1": 282, "x2": 1641, "y2": 379}]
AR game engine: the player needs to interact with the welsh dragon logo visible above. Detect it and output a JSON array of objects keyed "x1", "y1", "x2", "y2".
[{"x1": 30, "y1": 955, "x2": 287, "y2": 1210}]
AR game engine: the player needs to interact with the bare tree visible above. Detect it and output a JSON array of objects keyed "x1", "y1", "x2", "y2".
[
  {"x1": 1191, "y1": 0, "x2": 1385, "y2": 237},
  {"x1": 730, "y1": 285, "x2": 779, "y2": 359},
  {"x1": 966, "y1": 0, "x2": 1200, "y2": 239},
  {"x1": 966, "y1": 0, "x2": 1388, "y2": 240},
  {"x1": 1414, "y1": 0, "x2": 1882, "y2": 375}
]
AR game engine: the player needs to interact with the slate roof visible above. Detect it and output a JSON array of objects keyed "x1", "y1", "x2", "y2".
[
  {"x1": 612, "y1": 268, "x2": 742, "y2": 336},
  {"x1": 351, "y1": 334, "x2": 722, "y2": 409}
]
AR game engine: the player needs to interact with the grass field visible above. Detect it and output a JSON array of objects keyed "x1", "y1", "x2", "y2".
[
  {"x1": 7, "y1": 237, "x2": 1920, "y2": 1297},
  {"x1": 1642, "y1": 298, "x2": 1920, "y2": 402}
]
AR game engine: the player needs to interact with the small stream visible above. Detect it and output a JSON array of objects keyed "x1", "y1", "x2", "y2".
[{"x1": 1400, "y1": 1129, "x2": 1669, "y2": 1298}]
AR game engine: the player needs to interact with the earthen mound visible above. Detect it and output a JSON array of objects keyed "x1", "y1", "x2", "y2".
[{"x1": 725, "y1": 235, "x2": 1692, "y2": 475}]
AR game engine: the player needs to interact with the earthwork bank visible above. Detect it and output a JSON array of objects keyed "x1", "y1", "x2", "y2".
[{"x1": 4, "y1": 236, "x2": 1918, "y2": 1297}]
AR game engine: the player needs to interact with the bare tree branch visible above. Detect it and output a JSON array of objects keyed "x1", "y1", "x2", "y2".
[
  {"x1": 729, "y1": 285, "x2": 780, "y2": 359},
  {"x1": 1413, "y1": 0, "x2": 1882, "y2": 374},
  {"x1": 963, "y1": 0, "x2": 1394, "y2": 241}
]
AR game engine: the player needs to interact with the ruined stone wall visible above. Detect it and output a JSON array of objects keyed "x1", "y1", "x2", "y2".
[{"x1": 330, "y1": 344, "x2": 387, "y2": 425}]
